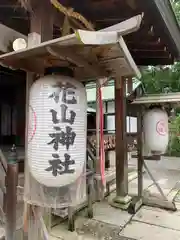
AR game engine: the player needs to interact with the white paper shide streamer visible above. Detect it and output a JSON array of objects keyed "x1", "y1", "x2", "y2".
[{"x1": 28, "y1": 75, "x2": 87, "y2": 187}]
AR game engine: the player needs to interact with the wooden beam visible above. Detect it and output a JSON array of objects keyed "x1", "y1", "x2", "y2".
[
  {"x1": 127, "y1": 0, "x2": 137, "y2": 10},
  {"x1": 130, "y1": 48, "x2": 167, "y2": 53},
  {"x1": 126, "y1": 40, "x2": 165, "y2": 47},
  {"x1": 46, "y1": 46, "x2": 108, "y2": 77},
  {"x1": 130, "y1": 50, "x2": 169, "y2": 57},
  {"x1": 132, "y1": 54, "x2": 172, "y2": 59},
  {"x1": 134, "y1": 57, "x2": 174, "y2": 66},
  {"x1": 126, "y1": 44, "x2": 167, "y2": 53}
]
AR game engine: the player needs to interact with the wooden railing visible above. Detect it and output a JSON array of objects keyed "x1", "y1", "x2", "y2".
[{"x1": 87, "y1": 132, "x2": 137, "y2": 152}]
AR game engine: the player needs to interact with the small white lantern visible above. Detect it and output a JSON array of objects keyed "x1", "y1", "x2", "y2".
[
  {"x1": 143, "y1": 108, "x2": 169, "y2": 155},
  {"x1": 28, "y1": 74, "x2": 87, "y2": 187},
  {"x1": 12, "y1": 38, "x2": 27, "y2": 51}
]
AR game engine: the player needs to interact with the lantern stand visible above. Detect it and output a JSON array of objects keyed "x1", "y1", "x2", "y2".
[
  {"x1": 128, "y1": 107, "x2": 144, "y2": 214},
  {"x1": 128, "y1": 97, "x2": 179, "y2": 214}
]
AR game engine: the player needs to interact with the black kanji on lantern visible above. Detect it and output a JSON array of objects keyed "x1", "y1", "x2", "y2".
[
  {"x1": 48, "y1": 126, "x2": 76, "y2": 151},
  {"x1": 45, "y1": 153, "x2": 75, "y2": 176},
  {"x1": 49, "y1": 82, "x2": 77, "y2": 104},
  {"x1": 61, "y1": 104, "x2": 76, "y2": 125},
  {"x1": 50, "y1": 109, "x2": 59, "y2": 124},
  {"x1": 50, "y1": 105, "x2": 76, "y2": 125}
]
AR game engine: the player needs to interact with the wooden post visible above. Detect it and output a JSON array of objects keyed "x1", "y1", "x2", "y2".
[
  {"x1": 128, "y1": 107, "x2": 143, "y2": 214},
  {"x1": 5, "y1": 145, "x2": 18, "y2": 240},
  {"x1": 30, "y1": 0, "x2": 53, "y2": 42},
  {"x1": 127, "y1": 77, "x2": 133, "y2": 94},
  {"x1": 137, "y1": 108, "x2": 143, "y2": 198},
  {"x1": 23, "y1": 1, "x2": 54, "y2": 238},
  {"x1": 96, "y1": 81, "x2": 100, "y2": 176},
  {"x1": 115, "y1": 77, "x2": 128, "y2": 196},
  {"x1": 94, "y1": 80, "x2": 104, "y2": 200},
  {"x1": 111, "y1": 77, "x2": 131, "y2": 209}
]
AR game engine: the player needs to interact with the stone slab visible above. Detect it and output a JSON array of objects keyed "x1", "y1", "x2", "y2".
[
  {"x1": 50, "y1": 223, "x2": 95, "y2": 240},
  {"x1": 50, "y1": 217, "x2": 136, "y2": 240},
  {"x1": 133, "y1": 206, "x2": 180, "y2": 231},
  {"x1": 120, "y1": 221, "x2": 180, "y2": 240},
  {"x1": 128, "y1": 178, "x2": 153, "y2": 196},
  {"x1": 128, "y1": 168, "x2": 180, "y2": 201},
  {"x1": 129, "y1": 156, "x2": 180, "y2": 171},
  {"x1": 143, "y1": 187, "x2": 170, "y2": 199},
  {"x1": 93, "y1": 201, "x2": 132, "y2": 227}
]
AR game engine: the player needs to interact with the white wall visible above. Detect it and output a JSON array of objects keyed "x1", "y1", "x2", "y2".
[
  {"x1": 107, "y1": 101, "x2": 137, "y2": 133},
  {"x1": 88, "y1": 101, "x2": 137, "y2": 133},
  {"x1": 106, "y1": 114, "x2": 137, "y2": 133}
]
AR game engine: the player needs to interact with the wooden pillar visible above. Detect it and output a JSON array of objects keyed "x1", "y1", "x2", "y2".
[
  {"x1": 94, "y1": 80, "x2": 104, "y2": 200},
  {"x1": 96, "y1": 81, "x2": 100, "y2": 175},
  {"x1": 23, "y1": 1, "x2": 54, "y2": 239},
  {"x1": 30, "y1": 0, "x2": 54, "y2": 42},
  {"x1": 137, "y1": 109, "x2": 143, "y2": 197},
  {"x1": 128, "y1": 107, "x2": 144, "y2": 214},
  {"x1": 115, "y1": 77, "x2": 128, "y2": 196},
  {"x1": 16, "y1": 85, "x2": 26, "y2": 146},
  {"x1": 127, "y1": 77, "x2": 133, "y2": 94},
  {"x1": 111, "y1": 77, "x2": 131, "y2": 209},
  {"x1": 5, "y1": 146, "x2": 18, "y2": 240}
]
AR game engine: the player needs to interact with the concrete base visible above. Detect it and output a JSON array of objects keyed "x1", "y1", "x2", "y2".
[
  {"x1": 128, "y1": 197, "x2": 143, "y2": 214},
  {"x1": 143, "y1": 196, "x2": 177, "y2": 211},
  {"x1": 111, "y1": 195, "x2": 132, "y2": 210}
]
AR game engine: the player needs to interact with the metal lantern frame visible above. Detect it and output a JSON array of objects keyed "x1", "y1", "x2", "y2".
[{"x1": 129, "y1": 93, "x2": 180, "y2": 213}]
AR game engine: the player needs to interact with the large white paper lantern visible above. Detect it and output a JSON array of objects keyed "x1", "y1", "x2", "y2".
[
  {"x1": 28, "y1": 74, "x2": 87, "y2": 187},
  {"x1": 143, "y1": 108, "x2": 169, "y2": 155}
]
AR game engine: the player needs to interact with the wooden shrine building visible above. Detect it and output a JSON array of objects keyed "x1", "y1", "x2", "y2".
[{"x1": 0, "y1": 1, "x2": 179, "y2": 238}]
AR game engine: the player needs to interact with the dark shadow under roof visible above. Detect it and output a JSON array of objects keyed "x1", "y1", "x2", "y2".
[{"x1": 0, "y1": 0, "x2": 179, "y2": 66}]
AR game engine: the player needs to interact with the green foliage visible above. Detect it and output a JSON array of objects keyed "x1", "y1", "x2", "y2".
[
  {"x1": 167, "y1": 116, "x2": 180, "y2": 156},
  {"x1": 167, "y1": 135, "x2": 180, "y2": 156},
  {"x1": 141, "y1": 1, "x2": 180, "y2": 95},
  {"x1": 169, "y1": 115, "x2": 180, "y2": 134},
  {"x1": 171, "y1": 0, "x2": 180, "y2": 23},
  {"x1": 141, "y1": 63, "x2": 180, "y2": 94}
]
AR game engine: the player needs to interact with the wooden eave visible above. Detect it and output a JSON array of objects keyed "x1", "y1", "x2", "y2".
[
  {"x1": 132, "y1": 92, "x2": 180, "y2": 105},
  {"x1": 152, "y1": 0, "x2": 180, "y2": 61},
  {"x1": 0, "y1": 28, "x2": 141, "y2": 81}
]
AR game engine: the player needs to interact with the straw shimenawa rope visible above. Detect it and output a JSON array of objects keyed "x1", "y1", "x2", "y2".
[
  {"x1": 18, "y1": 0, "x2": 94, "y2": 31},
  {"x1": 50, "y1": 0, "x2": 94, "y2": 30}
]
